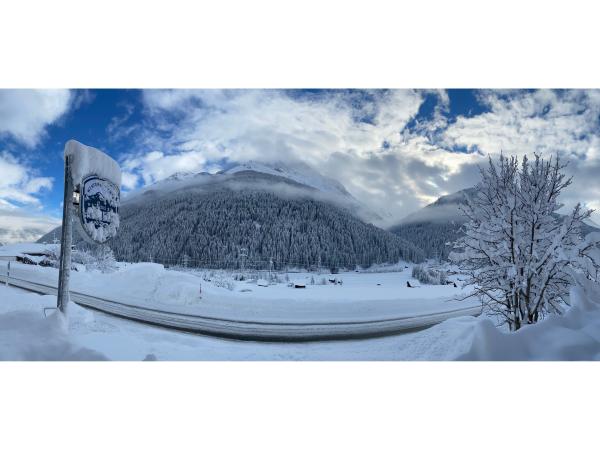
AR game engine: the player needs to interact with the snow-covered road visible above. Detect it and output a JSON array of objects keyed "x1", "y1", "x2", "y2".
[
  {"x1": 1, "y1": 272, "x2": 482, "y2": 340},
  {"x1": 0, "y1": 284, "x2": 483, "y2": 360}
]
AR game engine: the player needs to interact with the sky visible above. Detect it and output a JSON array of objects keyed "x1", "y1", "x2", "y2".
[{"x1": 1, "y1": 88, "x2": 600, "y2": 242}]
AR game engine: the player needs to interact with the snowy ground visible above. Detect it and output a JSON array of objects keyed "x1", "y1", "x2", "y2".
[
  {"x1": 2, "y1": 259, "x2": 599, "y2": 360},
  {"x1": 0, "y1": 260, "x2": 477, "y2": 322},
  {"x1": 0, "y1": 284, "x2": 479, "y2": 360}
]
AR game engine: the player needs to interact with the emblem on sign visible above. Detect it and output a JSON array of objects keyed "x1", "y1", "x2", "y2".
[{"x1": 79, "y1": 175, "x2": 120, "y2": 243}]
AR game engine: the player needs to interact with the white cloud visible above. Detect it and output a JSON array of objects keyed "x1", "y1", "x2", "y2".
[
  {"x1": 442, "y1": 90, "x2": 600, "y2": 159},
  {"x1": 0, "y1": 89, "x2": 84, "y2": 243},
  {"x1": 23, "y1": 177, "x2": 54, "y2": 194},
  {"x1": 0, "y1": 209, "x2": 60, "y2": 244},
  {"x1": 120, "y1": 171, "x2": 140, "y2": 191},
  {"x1": 0, "y1": 152, "x2": 59, "y2": 244},
  {"x1": 0, "y1": 89, "x2": 73, "y2": 147},
  {"x1": 439, "y1": 89, "x2": 600, "y2": 218},
  {"x1": 124, "y1": 89, "x2": 426, "y2": 197},
  {"x1": 123, "y1": 150, "x2": 210, "y2": 186},
  {"x1": 120, "y1": 89, "x2": 600, "y2": 224},
  {"x1": 0, "y1": 152, "x2": 54, "y2": 206}
]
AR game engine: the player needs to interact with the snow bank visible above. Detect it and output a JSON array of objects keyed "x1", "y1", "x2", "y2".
[
  {"x1": 2, "y1": 260, "x2": 478, "y2": 321},
  {"x1": 81, "y1": 263, "x2": 202, "y2": 306},
  {"x1": 0, "y1": 309, "x2": 108, "y2": 361},
  {"x1": 457, "y1": 276, "x2": 600, "y2": 360},
  {"x1": 65, "y1": 140, "x2": 121, "y2": 186}
]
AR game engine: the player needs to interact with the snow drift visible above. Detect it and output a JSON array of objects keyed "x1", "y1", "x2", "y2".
[
  {"x1": 0, "y1": 309, "x2": 108, "y2": 361},
  {"x1": 457, "y1": 276, "x2": 600, "y2": 360}
]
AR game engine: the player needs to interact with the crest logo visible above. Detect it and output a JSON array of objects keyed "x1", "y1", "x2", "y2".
[{"x1": 79, "y1": 175, "x2": 120, "y2": 243}]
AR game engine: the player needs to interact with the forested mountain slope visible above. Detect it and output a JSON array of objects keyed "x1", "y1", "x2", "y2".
[
  {"x1": 39, "y1": 168, "x2": 425, "y2": 269},
  {"x1": 390, "y1": 187, "x2": 599, "y2": 261}
]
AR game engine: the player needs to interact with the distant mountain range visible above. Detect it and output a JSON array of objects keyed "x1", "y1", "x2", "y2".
[
  {"x1": 125, "y1": 160, "x2": 383, "y2": 224},
  {"x1": 39, "y1": 161, "x2": 425, "y2": 268},
  {"x1": 389, "y1": 187, "x2": 600, "y2": 260},
  {"x1": 37, "y1": 159, "x2": 599, "y2": 265}
]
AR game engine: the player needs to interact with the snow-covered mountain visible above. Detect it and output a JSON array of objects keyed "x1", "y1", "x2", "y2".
[
  {"x1": 223, "y1": 160, "x2": 352, "y2": 198},
  {"x1": 125, "y1": 160, "x2": 381, "y2": 223},
  {"x1": 390, "y1": 187, "x2": 600, "y2": 261},
  {"x1": 39, "y1": 161, "x2": 425, "y2": 268},
  {"x1": 396, "y1": 188, "x2": 477, "y2": 226},
  {"x1": 389, "y1": 188, "x2": 474, "y2": 261}
]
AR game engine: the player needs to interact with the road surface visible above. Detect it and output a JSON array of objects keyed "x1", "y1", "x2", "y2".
[{"x1": 1, "y1": 272, "x2": 482, "y2": 341}]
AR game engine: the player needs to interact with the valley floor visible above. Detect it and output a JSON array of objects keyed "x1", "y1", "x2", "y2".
[
  {"x1": 0, "y1": 285, "x2": 479, "y2": 360},
  {"x1": 1, "y1": 260, "x2": 599, "y2": 360},
  {"x1": 0, "y1": 260, "x2": 477, "y2": 322}
]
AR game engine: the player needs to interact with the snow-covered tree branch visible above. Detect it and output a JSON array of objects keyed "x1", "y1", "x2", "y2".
[{"x1": 450, "y1": 153, "x2": 600, "y2": 331}]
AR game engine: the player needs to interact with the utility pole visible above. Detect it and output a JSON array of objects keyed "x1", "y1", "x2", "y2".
[
  {"x1": 239, "y1": 247, "x2": 248, "y2": 273},
  {"x1": 56, "y1": 155, "x2": 74, "y2": 313}
]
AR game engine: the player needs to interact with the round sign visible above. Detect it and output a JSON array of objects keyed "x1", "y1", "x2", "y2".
[{"x1": 79, "y1": 175, "x2": 120, "y2": 243}]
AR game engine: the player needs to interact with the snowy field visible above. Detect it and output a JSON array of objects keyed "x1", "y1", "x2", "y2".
[
  {"x1": 1, "y1": 259, "x2": 599, "y2": 360},
  {"x1": 0, "y1": 260, "x2": 478, "y2": 322},
  {"x1": 0, "y1": 256, "x2": 485, "y2": 360},
  {"x1": 0, "y1": 284, "x2": 480, "y2": 360},
  {"x1": 2, "y1": 278, "x2": 599, "y2": 360}
]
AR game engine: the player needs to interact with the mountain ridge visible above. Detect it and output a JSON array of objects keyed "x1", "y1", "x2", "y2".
[
  {"x1": 39, "y1": 161, "x2": 424, "y2": 268},
  {"x1": 124, "y1": 160, "x2": 383, "y2": 223},
  {"x1": 390, "y1": 186, "x2": 600, "y2": 261}
]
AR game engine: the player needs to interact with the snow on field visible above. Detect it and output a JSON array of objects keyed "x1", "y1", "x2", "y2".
[
  {"x1": 0, "y1": 284, "x2": 479, "y2": 361},
  {"x1": 2, "y1": 257, "x2": 598, "y2": 360},
  {"x1": 1, "y1": 273, "x2": 599, "y2": 360},
  {"x1": 0, "y1": 260, "x2": 477, "y2": 323}
]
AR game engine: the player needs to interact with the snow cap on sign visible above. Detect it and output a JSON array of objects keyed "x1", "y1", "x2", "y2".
[{"x1": 64, "y1": 140, "x2": 121, "y2": 187}]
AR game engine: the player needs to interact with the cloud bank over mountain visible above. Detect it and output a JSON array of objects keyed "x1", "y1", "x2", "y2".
[
  {"x1": 116, "y1": 89, "x2": 600, "y2": 224},
  {"x1": 2, "y1": 89, "x2": 600, "y2": 243}
]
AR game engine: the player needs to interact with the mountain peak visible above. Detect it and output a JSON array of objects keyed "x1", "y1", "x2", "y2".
[
  {"x1": 122, "y1": 159, "x2": 383, "y2": 224},
  {"x1": 164, "y1": 171, "x2": 196, "y2": 182},
  {"x1": 224, "y1": 159, "x2": 351, "y2": 198},
  {"x1": 397, "y1": 188, "x2": 474, "y2": 226}
]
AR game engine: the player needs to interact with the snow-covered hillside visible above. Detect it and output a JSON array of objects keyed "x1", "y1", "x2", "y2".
[
  {"x1": 388, "y1": 189, "x2": 474, "y2": 260},
  {"x1": 224, "y1": 160, "x2": 352, "y2": 198},
  {"x1": 123, "y1": 159, "x2": 381, "y2": 223},
  {"x1": 390, "y1": 187, "x2": 600, "y2": 261},
  {"x1": 39, "y1": 162, "x2": 422, "y2": 268},
  {"x1": 397, "y1": 188, "x2": 476, "y2": 226}
]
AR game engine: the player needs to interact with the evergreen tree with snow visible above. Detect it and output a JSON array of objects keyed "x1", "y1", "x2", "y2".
[
  {"x1": 450, "y1": 153, "x2": 600, "y2": 331},
  {"x1": 89, "y1": 245, "x2": 117, "y2": 273}
]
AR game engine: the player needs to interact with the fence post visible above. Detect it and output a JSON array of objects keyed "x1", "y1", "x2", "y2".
[{"x1": 5, "y1": 260, "x2": 10, "y2": 287}]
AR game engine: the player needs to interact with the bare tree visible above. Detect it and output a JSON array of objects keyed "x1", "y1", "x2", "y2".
[{"x1": 450, "y1": 153, "x2": 599, "y2": 331}]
